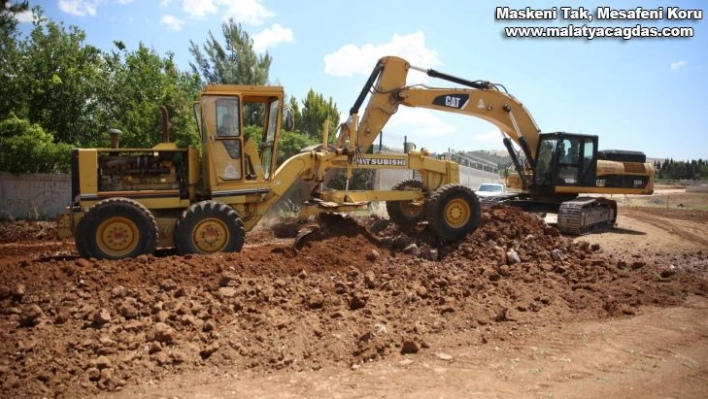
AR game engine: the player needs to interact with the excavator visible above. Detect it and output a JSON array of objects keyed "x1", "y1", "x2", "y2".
[
  {"x1": 57, "y1": 55, "x2": 653, "y2": 260},
  {"x1": 335, "y1": 55, "x2": 655, "y2": 235}
]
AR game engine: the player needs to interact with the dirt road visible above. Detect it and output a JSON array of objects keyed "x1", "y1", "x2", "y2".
[{"x1": 0, "y1": 201, "x2": 706, "y2": 399}]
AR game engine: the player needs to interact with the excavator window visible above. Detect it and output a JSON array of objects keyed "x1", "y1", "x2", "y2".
[{"x1": 534, "y1": 138, "x2": 557, "y2": 189}]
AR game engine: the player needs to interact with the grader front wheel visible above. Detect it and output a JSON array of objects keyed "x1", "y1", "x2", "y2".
[
  {"x1": 425, "y1": 184, "x2": 481, "y2": 242},
  {"x1": 174, "y1": 201, "x2": 245, "y2": 255},
  {"x1": 75, "y1": 198, "x2": 158, "y2": 260}
]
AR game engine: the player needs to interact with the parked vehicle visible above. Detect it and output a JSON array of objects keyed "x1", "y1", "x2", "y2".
[{"x1": 475, "y1": 183, "x2": 506, "y2": 198}]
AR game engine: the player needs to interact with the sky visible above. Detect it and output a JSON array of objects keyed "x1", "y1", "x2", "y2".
[{"x1": 13, "y1": 0, "x2": 708, "y2": 160}]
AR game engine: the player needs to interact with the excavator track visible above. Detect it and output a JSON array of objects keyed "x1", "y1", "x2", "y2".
[{"x1": 557, "y1": 197, "x2": 617, "y2": 235}]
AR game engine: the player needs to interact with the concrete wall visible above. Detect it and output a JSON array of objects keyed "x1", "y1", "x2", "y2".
[
  {"x1": 0, "y1": 172, "x2": 71, "y2": 220},
  {"x1": 686, "y1": 184, "x2": 708, "y2": 193}
]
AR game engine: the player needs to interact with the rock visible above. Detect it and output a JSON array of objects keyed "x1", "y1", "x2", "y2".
[
  {"x1": 631, "y1": 261, "x2": 645, "y2": 269},
  {"x1": 219, "y1": 272, "x2": 240, "y2": 287},
  {"x1": 151, "y1": 351, "x2": 171, "y2": 366},
  {"x1": 75, "y1": 258, "x2": 92, "y2": 268},
  {"x1": 506, "y1": 249, "x2": 520, "y2": 265},
  {"x1": 298, "y1": 270, "x2": 308, "y2": 279},
  {"x1": 218, "y1": 287, "x2": 237, "y2": 298},
  {"x1": 200, "y1": 342, "x2": 220, "y2": 359},
  {"x1": 91, "y1": 355, "x2": 112, "y2": 370},
  {"x1": 19, "y1": 304, "x2": 44, "y2": 327},
  {"x1": 151, "y1": 322, "x2": 176, "y2": 344},
  {"x1": 349, "y1": 296, "x2": 366, "y2": 310},
  {"x1": 11, "y1": 284, "x2": 25, "y2": 300},
  {"x1": 0, "y1": 285, "x2": 10, "y2": 301},
  {"x1": 154, "y1": 310, "x2": 169, "y2": 323},
  {"x1": 414, "y1": 284, "x2": 428, "y2": 299},
  {"x1": 402, "y1": 243, "x2": 419, "y2": 256},
  {"x1": 85, "y1": 367, "x2": 101, "y2": 381},
  {"x1": 420, "y1": 247, "x2": 439, "y2": 261},
  {"x1": 110, "y1": 285, "x2": 127, "y2": 298},
  {"x1": 551, "y1": 249, "x2": 564, "y2": 261},
  {"x1": 203, "y1": 319, "x2": 216, "y2": 332},
  {"x1": 366, "y1": 250, "x2": 380, "y2": 262},
  {"x1": 401, "y1": 340, "x2": 420, "y2": 354},
  {"x1": 543, "y1": 226, "x2": 560, "y2": 237},
  {"x1": 364, "y1": 271, "x2": 376, "y2": 289},
  {"x1": 117, "y1": 299, "x2": 139, "y2": 319},
  {"x1": 660, "y1": 265, "x2": 677, "y2": 278},
  {"x1": 307, "y1": 294, "x2": 325, "y2": 309},
  {"x1": 93, "y1": 308, "x2": 111, "y2": 327}
]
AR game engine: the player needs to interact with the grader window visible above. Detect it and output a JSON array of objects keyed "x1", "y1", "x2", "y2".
[{"x1": 216, "y1": 98, "x2": 240, "y2": 137}]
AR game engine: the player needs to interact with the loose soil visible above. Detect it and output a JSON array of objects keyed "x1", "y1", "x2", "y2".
[{"x1": 0, "y1": 200, "x2": 706, "y2": 399}]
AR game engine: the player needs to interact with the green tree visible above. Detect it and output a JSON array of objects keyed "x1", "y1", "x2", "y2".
[
  {"x1": 189, "y1": 19, "x2": 272, "y2": 127},
  {"x1": 0, "y1": 0, "x2": 28, "y2": 47},
  {"x1": 295, "y1": 89, "x2": 340, "y2": 141},
  {"x1": 101, "y1": 42, "x2": 201, "y2": 148},
  {"x1": 0, "y1": 115, "x2": 71, "y2": 173},
  {"x1": 189, "y1": 19, "x2": 271, "y2": 86},
  {"x1": 10, "y1": 8, "x2": 107, "y2": 145}
]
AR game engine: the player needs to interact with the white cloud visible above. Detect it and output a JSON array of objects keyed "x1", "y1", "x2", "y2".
[
  {"x1": 160, "y1": 14, "x2": 185, "y2": 30},
  {"x1": 181, "y1": 0, "x2": 218, "y2": 18},
  {"x1": 670, "y1": 60, "x2": 686, "y2": 71},
  {"x1": 324, "y1": 31, "x2": 440, "y2": 78},
  {"x1": 178, "y1": 0, "x2": 274, "y2": 24},
  {"x1": 385, "y1": 107, "x2": 456, "y2": 137},
  {"x1": 58, "y1": 0, "x2": 104, "y2": 17},
  {"x1": 218, "y1": 0, "x2": 274, "y2": 25},
  {"x1": 160, "y1": 0, "x2": 173, "y2": 6},
  {"x1": 252, "y1": 24, "x2": 294, "y2": 52},
  {"x1": 115, "y1": 0, "x2": 133, "y2": 4},
  {"x1": 15, "y1": 8, "x2": 33, "y2": 23},
  {"x1": 473, "y1": 129, "x2": 502, "y2": 142}
]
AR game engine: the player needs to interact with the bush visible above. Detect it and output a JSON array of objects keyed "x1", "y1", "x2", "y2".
[{"x1": 0, "y1": 116, "x2": 72, "y2": 174}]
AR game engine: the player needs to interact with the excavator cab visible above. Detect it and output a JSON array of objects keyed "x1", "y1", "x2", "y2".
[{"x1": 533, "y1": 132, "x2": 598, "y2": 194}]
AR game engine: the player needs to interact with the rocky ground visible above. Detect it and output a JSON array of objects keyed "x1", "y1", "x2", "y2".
[{"x1": 0, "y1": 204, "x2": 706, "y2": 398}]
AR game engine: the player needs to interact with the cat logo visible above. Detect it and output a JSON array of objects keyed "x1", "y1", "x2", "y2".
[{"x1": 432, "y1": 94, "x2": 469, "y2": 110}]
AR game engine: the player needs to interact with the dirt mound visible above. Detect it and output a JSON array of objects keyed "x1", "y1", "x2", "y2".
[
  {"x1": 0, "y1": 220, "x2": 57, "y2": 243},
  {"x1": 0, "y1": 206, "x2": 705, "y2": 398}
]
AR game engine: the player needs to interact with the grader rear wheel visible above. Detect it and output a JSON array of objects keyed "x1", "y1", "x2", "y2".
[
  {"x1": 76, "y1": 198, "x2": 158, "y2": 260},
  {"x1": 386, "y1": 179, "x2": 427, "y2": 229},
  {"x1": 425, "y1": 184, "x2": 481, "y2": 242},
  {"x1": 174, "y1": 201, "x2": 245, "y2": 255}
]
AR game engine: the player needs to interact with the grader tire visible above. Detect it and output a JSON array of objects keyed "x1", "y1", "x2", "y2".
[
  {"x1": 174, "y1": 201, "x2": 245, "y2": 255},
  {"x1": 425, "y1": 184, "x2": 481, "y2": 242},
  {"x1": 386, "y1": 179, "x2": 426, "y2": 229},
  {"x1": 78, "y1": 198, "x2": 158, "y2": 260}
]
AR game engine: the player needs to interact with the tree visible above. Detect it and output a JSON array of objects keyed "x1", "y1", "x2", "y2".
[
  {"x1": 295, "y1": 89, "x2": 340, "y2": 141},
  {"x1": 9, "y1": 8, "x2": 107, "y2": 145},
  {"x1": 189, "y1": 19, "x2": 271, "y2": 87},
  {"x1": 0, "y1": 0, "x2": 28, "y2": 48},
  {"x1": 0, "y1": 115, "x2": 71, "y2": 174},
  {"x1": 101, "y1": 42, "x2": 201, "y2": 148}
]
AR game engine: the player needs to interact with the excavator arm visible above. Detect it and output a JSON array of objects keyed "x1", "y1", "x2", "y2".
[{"x1": 337, "y1": 56, "x2": 543, "y2": 187}]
